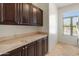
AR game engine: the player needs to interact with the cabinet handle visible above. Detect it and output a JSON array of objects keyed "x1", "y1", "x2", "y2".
[
  {"x1": 23, "y1": 48, "x2": 25, "y2": 50},
  {"x1": 25, "y1": 47, "x2": 27, "y2": 48}
]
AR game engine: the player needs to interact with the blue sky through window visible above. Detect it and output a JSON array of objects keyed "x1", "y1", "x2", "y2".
[{"x1": 64, "y1": 11, "x2": 79, "y2": 17}]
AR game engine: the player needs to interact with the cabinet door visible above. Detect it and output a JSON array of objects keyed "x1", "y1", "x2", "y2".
[
  {"x1": 32, "y1": 5, "x2": 43, "y2": 26},
  {"x1": 37, "y1": 9, "x2": 43, "y2": 26},
  {"x1": 15, "y1": 3, "x2": 20, "y2": 24},
  {"x1": 9, "y1": 47, "x2": 23, "y2": 56},
  {"x1": 42, "y1": 38, "x2": 46, "y2": 56},
  {"x1": 3, "y1": 3, "x2": 16, "y2": 24},
  {"x1": 35, "y1": 39, "x2": 42, "y2": 56},
  {"x1": 24, "y1": 46, "x2": 27, "y2": 56},
  {"x1": 32, "y1": 6, "x2": 37, "y2": 26},
  {"x1": 27, "y1": 42, "x2": 35, "y2": 56},
  {"x1": 45, "y1": 37, "x2": 48, "y2": 54},
  {"x1": 1, "y1": 47, "x2": 23, "y2": 56},
  {"x1": 42, "y1": 37, "x2": 48, "y2": 56},
  {"x1": 20, "y1": 3, "x2": 31, "y2": 25}
]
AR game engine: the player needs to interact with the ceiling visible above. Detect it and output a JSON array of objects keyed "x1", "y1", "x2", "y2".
[{"x1": 55, "y1": 3, "x2": 72, "y2": 8}]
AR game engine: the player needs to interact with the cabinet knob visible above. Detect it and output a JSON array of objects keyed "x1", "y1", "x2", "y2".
[
  {"x1": 25, "y1": 47, "x2": 27, "y2": 48},
  {"x1": 23, "y1": 48, "x2": 25, "y2": 50}
]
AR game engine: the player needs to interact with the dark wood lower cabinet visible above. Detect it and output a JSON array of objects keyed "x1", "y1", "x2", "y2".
[
  {"x1": 24, "y1": 46, "x2": 27, "y2": 56},
  {"x1": 42, "y1": 38, "x2": 46, "y2": 56},
  {"x1": 35, "y1": 39, "x2": 42, "y2": 56},
  {"x1": 1, "y1": 52, "x2": 10, "y2": 56},
  {"x1": 10, "y1": 47, "x2": 23, "y2": 56},
  {"x1": 27, "y1": 42, "x2": 35, "y2": 56},
  {"x1": 1, "y1": 36, "x2": 48, "y2": 56},
  {"x1": 1, "y1": 47, "x2": 23, "y2": 56},
  {"x1": 42, "y1": 37, "x2": 48, "y2": 56},
  {"x1": 46, "y1": 37, "x2": 48, "y2": 54}
]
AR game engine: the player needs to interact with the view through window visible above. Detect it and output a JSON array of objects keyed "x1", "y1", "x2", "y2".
[{"x1": 64, "y1": 16, "x2": 78, "y2": 36}]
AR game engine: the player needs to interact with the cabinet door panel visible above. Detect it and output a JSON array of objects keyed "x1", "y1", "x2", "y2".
[
  {"x1": 32, "y1": 6, "x2": 37, "y2": 25},
  {"x1": 42, "y1": 37, "x2": 48, "y2": 56},
  {"x1": 1, "y1": 47, "x2": 23, "y2": 56},
  {"x1": 32, "y1": 5, "x2": 43, "y2": 26},
  {"x1": 46, "y1": 37, "x2": 48, "y2": 54},
  {"x1": 36, "y1": 39, "x2": 42, "y2": 56},
  {"x1": 3, "y1": 3, "x2": 16, "y2": 24},
  {"x1": 15, "y1": 3, "x2": 20, "y2": 24},
  {"x1": 9, "y1": 47, "x2": 23, "y2": 56},
  {"x1": 27, "y1": 42, "x2": 35, "y2": 56},
  {"x1": 21, "y1": 3, "x2": 31, "y2": 25},
  {"x1": 42, "y1": 38, "x2": 46, "y2": 56},
  {"x1": 37, "y1": 9, "x2": 43, "y2": 26},
  {"x1": 24, "y1": 46, "x2": 27, "y2": 56}
]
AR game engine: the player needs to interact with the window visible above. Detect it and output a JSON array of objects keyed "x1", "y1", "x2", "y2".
[
  {"x1": 64, "y1": 16, "x2": 78, "y2": 36},
  {"x1": 64, "y1": 17, "x2": 71, "y2": 35}
]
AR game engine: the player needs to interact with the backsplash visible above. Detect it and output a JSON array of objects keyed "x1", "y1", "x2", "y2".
[{"x1": 0, "y1": 25, "x2": 39, "y2": 37}]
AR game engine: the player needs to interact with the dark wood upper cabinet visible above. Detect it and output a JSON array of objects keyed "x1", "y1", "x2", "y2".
[
  {"x1": 32, "y1": 6, "x2": 37, "y2": 25},
  {"x1": 0, "y1": 3, "x2": 43, "y2": 26},
  {"x1": 32, "y1": 5, "x2": 43, "y2": 26},
  {"x1": 21, "y1": 3, "x2": 30, "y2": 25},
  {"x1": 37, "y1": 8, "x2": 43, "y2": 26},
  {"x1": 15, "y1": 3, "x2": 20, "y2": 24},
  {"x1": 3, "y1": 3, "x2": 16, "y2": 24}
]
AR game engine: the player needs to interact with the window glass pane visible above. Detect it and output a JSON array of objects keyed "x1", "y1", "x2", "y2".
[
  {"x1": 64, "y1": 18, "x2": 71, "y2": 26},
  {"x1": 72, "y1": 27, "x2": 77, "y2": 36},
  {"x1": 64, "y1": 27, "x2": 71, "y2": 35},
  {"x1": 72, "y1": 17, "x2": 78, "y2": 26},
  {"x1": 72, "y1": 17, "x2": 78, "y2": 36}
]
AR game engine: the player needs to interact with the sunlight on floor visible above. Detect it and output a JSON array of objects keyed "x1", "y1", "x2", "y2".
[{"x1": 46, "y1": 43, "x2": 79, "y2": 56}]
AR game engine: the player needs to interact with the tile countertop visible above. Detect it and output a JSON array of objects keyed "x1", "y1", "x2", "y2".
[{"x1": 0, "y1": 32, "x2": 48, "y2": 55}]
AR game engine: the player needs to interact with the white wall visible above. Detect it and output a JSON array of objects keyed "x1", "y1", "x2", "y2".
[
  {"x1": 0, "y1": 25, "x2": 38, "y2": 37},
  {"x1": 0, "y1": 3, "x2": 49, "y2": 37},
  {"x1": 49, "y1": 3, "x2": 58, "y2": 52},
  {"x1": 58, "y1": 4, "x2": 79, "y2": 45},
  {"x1": 33, "y1": 3, "x2": 49, "y2": 33}
]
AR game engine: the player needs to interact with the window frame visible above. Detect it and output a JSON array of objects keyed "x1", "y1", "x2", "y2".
[{"x1": 63, "y1": 16, "x2": 78, "y2": 36}]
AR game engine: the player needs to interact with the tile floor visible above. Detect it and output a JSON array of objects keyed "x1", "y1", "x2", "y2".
[{"x1": 46, "y1": 43, "x2": 79, "y2": 56}]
